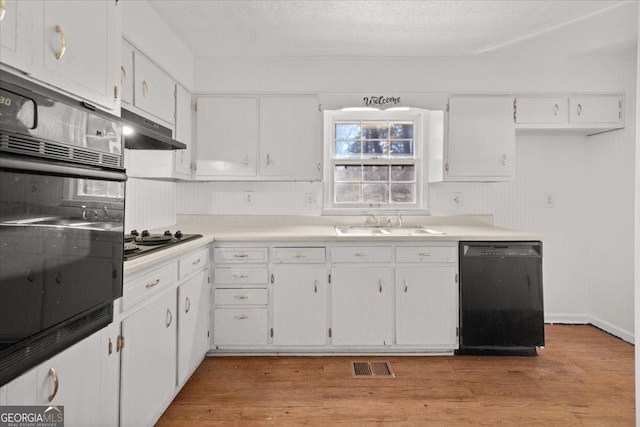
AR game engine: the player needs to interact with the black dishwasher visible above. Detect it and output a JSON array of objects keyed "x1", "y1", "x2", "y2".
[{"x1": 457, "y1": 241, "x2": 544, "y2": 356}]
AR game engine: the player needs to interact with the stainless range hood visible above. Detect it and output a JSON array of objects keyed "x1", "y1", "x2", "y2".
[{"x1": 121, "y1": 108, "x2": 186, "y2": 150}]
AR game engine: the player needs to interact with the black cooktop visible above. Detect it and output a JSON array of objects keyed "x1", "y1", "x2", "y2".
[{"x1": 124, "y1": 229, "x2": 202, "y2": 261}]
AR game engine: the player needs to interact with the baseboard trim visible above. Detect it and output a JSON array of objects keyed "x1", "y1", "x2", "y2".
[
  {"x1": 586, "y1": 315, "x2": 634, "y2": 344},
  {"x1": 544, "y1": 313, "x2": 634, "y2": 344},
  {"x1": 545, "y1": 314, "x2": 589, "y2": 324}
]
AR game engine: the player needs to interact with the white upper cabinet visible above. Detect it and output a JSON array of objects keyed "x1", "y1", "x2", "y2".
[
  {"x1": 568, "y1": 96, "x2": 623, "y2": 125},
  {"x1": 38, "y1": 0, "x2": 118, "y2": 110},
  {"x1": 120, "y1": 40, "x2": 134, "y2": 105},
  {"x1": 133, "y1": 51, "x2": 176, "y2": 125},
  {"x1": 195, "y1": 96, "x2": 259, "y2": 178},
  {"x1": 259, "y1": 96, "x2": 322, "y2": 180},
  {"x1": 445, "y1": 96, "x2": 515, "y2": 182},
  {"x1": 515, "y1": 97, "x2": 567, "y2": 124},
  {"x1": 174, "y1": 83, "x2": 193, "y2": 178},
  {"x1": 0, "y1": 0, "x2": 38, "y2": 73}
]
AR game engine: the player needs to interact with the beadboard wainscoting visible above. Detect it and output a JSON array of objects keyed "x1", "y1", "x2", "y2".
[{"x1": 125, "y1": 178, "x2": 177, "y2": 232}]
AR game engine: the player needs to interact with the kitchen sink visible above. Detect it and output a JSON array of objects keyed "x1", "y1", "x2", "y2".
[{"x1": 334, "y1": 225, "x2": 446, "y2": 236}]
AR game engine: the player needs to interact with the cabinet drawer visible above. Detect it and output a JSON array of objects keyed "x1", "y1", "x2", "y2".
[
  {"x1": 214, "y1": 267, "x2": 268, "y2": 284},
  {"x1": 214, "y1": 288, "x2": 268, "y2": 306},
  {"x1": 331, "y1": 246, "x2": 392, "y2": 263},
  {"x1": 395, "y1": 246, "x2": 457, "y2": 263},
  {"x1": 213, "y1": 308, "x2": 268, "y2": 346},
  {"x1": 123, "y1": 262, "x2": 177, "y2": 311},
  {"x1": 272, "y1": 247, "x2": 325, "y2": 263},
  {"x1": 214, "y1": 248, "x2": 268, "y2": 263},
  {"x1": 179, "y1": 247, "x2": 209, "y2": 280}
]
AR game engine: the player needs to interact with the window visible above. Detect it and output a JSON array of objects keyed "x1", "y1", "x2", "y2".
[{"x1": 324, "y1": 109, "x2": 428, "y2": 212}]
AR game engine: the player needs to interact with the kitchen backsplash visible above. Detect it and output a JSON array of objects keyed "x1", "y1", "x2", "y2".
[{"x1": 124, "y1": 178, "x2": 177, "y2": 232}]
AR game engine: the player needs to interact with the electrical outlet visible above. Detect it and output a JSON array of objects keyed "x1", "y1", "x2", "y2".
[
  {"x1": 452, "y1": 192, "x2": 463, "y2": 207},
  {"x1": 305, "y1": 193, "x2": 317, "y2": 208},
  {"x1": 544, "y1": 193, "x2": 555, "y2": 208},
  {"x1": 244, "y1": 191, "x2": 254, "y2": 205}
]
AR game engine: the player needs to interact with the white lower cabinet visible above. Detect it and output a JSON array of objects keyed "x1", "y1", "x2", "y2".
[
  {"x1": 178, "y1": 270, "x2": 210, "y2": 386},
  {"x1": 214, "y1": 308, "x2": 268, "y2": 346},
  {"x1": 271, "y1": 264, "x2": 327, "y2": 346},
  {"x1": 120, "y1": 289, "x2": 177, "y2": 427},
  {"x1": 331, "y1": 266, "x2": 392, "y2": 346},
  {"x1": 395, "y1": 267, "x2": 457, "y2": 346}
]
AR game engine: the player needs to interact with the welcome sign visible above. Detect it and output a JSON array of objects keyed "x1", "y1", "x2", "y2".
[{"x1": 362, "y1": 96, "x2": 402, "y2": 108}]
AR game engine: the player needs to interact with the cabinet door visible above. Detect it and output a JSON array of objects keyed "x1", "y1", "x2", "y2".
[
  {"x1": 133, "y1": 52, "x2": 176, "y2": 125},
  {"x1": 195, "y1": 96, "x2": 258, "y2": 177},
  {"x1": 120, "y1": 40, "x2": 134, "y2": 105},
  {"x1": 0, "y1": 0, "x2": 39, "y2": 73},
  {"x1": 515, "y1": 97, "x2": 567, "y2": 124},
  {"x1": 0, "y1": 367, "x2": 37, "y2": 405},
  {"x1": 446, "y1": 96, "x2": 515, "y2": 181},
  {"x1": 395, "y1": 267, "x2": 457, "y2": 346},
  {"x1": 40, "y1": 0, "x2": 118, "y2": 110},
  {"x1": 259, "y1": 96, "x2": 322, "y2": 180},
  {"x1": 35, "y1": 330, "x2": 104, "y2": 425},
  {"x1": 174, "y1": 84, "x2": 193, "y2": 178},
  {"x1": 331, "y1": 266, "x2": 391, "y2": 346},
  {"x1": 272, "y1": 265, "x2": 326, "y2": 346},
  {"x1": 569, "y1": 96, "x2": 623, "y2": 125},
  {"x1": 178, "y1": 270, "x2": 209, "y2": 386},
  {"x1": 120, "y1": 289, "x2": 177, "y2": 427}
]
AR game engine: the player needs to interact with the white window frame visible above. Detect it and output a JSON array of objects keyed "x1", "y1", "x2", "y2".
[{"x1": 323, "y1": 109, "x2": 429, "y2": 214}]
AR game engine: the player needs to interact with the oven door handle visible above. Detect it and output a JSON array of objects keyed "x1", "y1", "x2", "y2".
[{"x1": 0, "y1": 157, "x2": 128, "y2": 182}]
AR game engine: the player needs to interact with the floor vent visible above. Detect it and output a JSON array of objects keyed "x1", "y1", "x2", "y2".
[{"x1": 351, "y1": 361, "x2": 395, "y2": 378}]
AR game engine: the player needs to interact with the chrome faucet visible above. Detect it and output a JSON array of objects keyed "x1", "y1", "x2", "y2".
[
  {"x1": 364, "y1": 213, "x2": 380, "y2": 227},
  {"x1": 81, "y1": 205, "x2": 99, "y2": 221},
  {"x1": 386, "y1": 214, "x2": 403, "y2": 228},
  {"x1": 102, "y1": 206, "x2": 109, "y2": 220}
]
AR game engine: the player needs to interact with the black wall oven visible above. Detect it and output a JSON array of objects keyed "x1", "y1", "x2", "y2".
[{"x1": 0, "y1": 74, "x2": 126, "y2": 386}]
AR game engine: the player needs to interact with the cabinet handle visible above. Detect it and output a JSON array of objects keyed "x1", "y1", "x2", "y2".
[
  {"x1": 48, "y1": 368, "x2": 59, "y2": 402},
  {"x1": 379, "y1": 279, "x2": 382, "y2": 293},
  {"x1": 553, "y1": 103, "x2": 560, "y2": 116},
  {"x1": 294, "y1": 254, "x2": 306, "y2": 260},
  {"x1": 266, "y1": 153, "x2": 271, "y2": 165},
  {"x1": 54, "y1": 25, "x2": 66, "y2": 60},
  {"x1": 418, "y1": 252, "x2": 432, "y2": 257},
  {"x1": 233, "y1": 253, "x2": 248, "y2": 258},
  {"x1": 116, "y1": 335, "x2": 125, "y2": 351},
  {"x1": 243, "y1": 154, "x2": 249, "y2": 166},
  {"x1": 108, "y1": 338, "x2": 113, "y2": 355},
  {"x1": 271, "y1": 274, "x2": 275, "y2": 284},
  {"x1": 576, "y1": 103, "x2": 583, "y2": 116},
  {"x1": 355, "y1": 252, "x2": 367, "y2": 257},
  {"x1": 404, "y1": 279, "x2": 408, "y2": 293},
  {"x1": 233, "y1": 295, "x2": 248, "y2": 300},
  {"x1": 145, "y1": 278, "x2": 160, "y2": 288},
  {"x1": 185, "y1": 297, "x2": 191, "y2": 313},
  {"x1": 317, "y1": 163, "x2": 321, "y2": 172},
  {"x1": 314, "y1": 279, "x2": 318, "y2": 293},
  {"x1": 120, "y1": 66, "x2": 126, "y2": 84},
  {"x1": 233, "y1": 274, "x2": 248, "y2": 279},
  {"x1": 234, "y1": 314, "x2": 248, "y2": 320},
  {"x1": 142, "y1": 80, "x2": 149, "y2": 97},
  {"x1": 0, "y1": 0, "x2": 6, "y2": 22},
  {"x1": 192, "y1": 258, "x2": 201, "y2": 266},
  {"x1": 166, "y1": 309, "x2": 173, "y2": 327},
  {"x1": 502, "y1": 154, "x2": 507, "y2": 166}
]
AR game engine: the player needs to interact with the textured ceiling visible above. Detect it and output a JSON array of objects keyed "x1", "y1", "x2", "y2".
[{"x1": 148, "y1": 0, "x2": 636, "y2": 58}]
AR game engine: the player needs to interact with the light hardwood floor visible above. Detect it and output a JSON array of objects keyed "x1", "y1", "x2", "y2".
[{"x1": 157, "y1": 325, "x2": 634, "y2": 426}]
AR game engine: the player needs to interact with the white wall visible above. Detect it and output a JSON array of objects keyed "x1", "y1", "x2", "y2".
[{"x1": 634, "y1": 3, "x2": 640, "y2": 422}]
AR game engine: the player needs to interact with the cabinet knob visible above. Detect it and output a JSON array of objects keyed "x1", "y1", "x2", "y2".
[
  {"x1": 243, "y1": 155, "x2": 249, "y2": 167},
  {"x1": 54, "y1": 25, "x2": 66, "y2": 60},
  {"x1": 48, "y1": 368, "x2": 59, "y2": 402}
]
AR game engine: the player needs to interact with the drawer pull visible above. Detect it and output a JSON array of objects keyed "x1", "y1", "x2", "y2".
[
  {"x1": 314, "y1": 279, "x2": 318, "y2": 293},
  {"x1": 166, "y1": 309, "x2": 173, "y2": 327},
  {"x1": 233, "y1": 274, "x2": 249, "y2": 279},
  {"x1": 234, "y1": 295, "x2": 249, "y2": 300},
  {"x1": 234, "y1": 314, "x2": 248, "y2": 320},
  {"x1": 54, "y1": 25, "x2": 66, "y2": 60},
  {"x1": 185, "y1": 297, "x2": 191, "y2": 313},
  {"x1": 379, "y1": 279, "x2": 382, "y2": 293},
  {"x1": 145, "y1": 278, "x2": 161, "y2": 288},
  {"x1": 294, "y1": 254, "x2": 306, "y2": 259},
  {"x1": 355, "y1": 252, "x2": 368, "y2": 257},
  {"x1": 192, "y1": 258, "x2": 201, "y2": 265},
  {"x1": 404, "y1": 279, "x2": 408, "y2": 293},
  {"x1": 234, "y1": 253, "x2": 249, "y2": 258},
  {"x1": 48, "y1": 368, "x2": 59, "y2": 402},
  {"x1": 418, "y1": 252, "x2": 432, "y2": 257}
]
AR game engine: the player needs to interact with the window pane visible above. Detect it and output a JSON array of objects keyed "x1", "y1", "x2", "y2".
[
  {"x1": 334, "y1": 165, "x2": 362, "y2": 182},
  {"x1": 363, "y1": 183, "x2": 389, "y2": 203},
  {"x1": 335, "y1": 123, "x2": 361, "y2": 140},
  {"x1": 390, "y1": 140, "x2": 413, "y2": 158},
  {"x1": 363, "y1": 122, "x2": 389, "y2": 139},
  {"x1": 335, "y1": 140, "x2": 361, "y2": 159},
  {"x1": 335, "y1": 183, "x2": 361, "y2": 203},
  {"x1": 391, "y1": 165, "x2": 415, "y2": 182},
  {"x1": 390, "y1": 123, "x2": 413, "y2": 139},
  {"x1": 363, "y1": 165, "x2": 389, "y2": 182},
  {"x1": 363, "y1": 140, "x2": 388, "y2": 158},
  {"x1": 390, "y1": 183, "x2": 415, "y2": 203}
]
